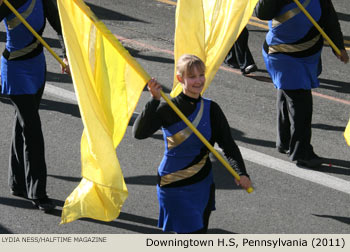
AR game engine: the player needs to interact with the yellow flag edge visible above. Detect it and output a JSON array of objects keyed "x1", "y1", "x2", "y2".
[
  {"x1": 60, "y1": 178, "x2": 128, "y2": 224},
  {"x1": 344, "y1": 119, "x2": 350, "y2": 146}
]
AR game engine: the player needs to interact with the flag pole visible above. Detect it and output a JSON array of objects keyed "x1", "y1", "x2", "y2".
[
  {"x1": 3, "y1": 0, "x2": 252, "y2": 193},
  {"x1": 292, "y1": 0, "x2": 341, "y2": 55},
  {"x1": 161, "y1": 91, "x2": 254, "y2": 193},
  {"x1": 3, "y1": 0, "x2": 67, "y2": 68}
]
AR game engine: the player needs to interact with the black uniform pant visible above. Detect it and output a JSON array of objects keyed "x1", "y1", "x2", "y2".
[
  {"x1": 276, "y1": 89, "x2": 315, "y2": 161},
  {"x1": 8, "y1": 84, "x2": 47, "y2": 200},
  {"x1": 225, "y1": 27, "x2": 255, "y2": 71}
]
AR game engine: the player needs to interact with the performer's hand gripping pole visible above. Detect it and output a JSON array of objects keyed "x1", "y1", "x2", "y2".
[
  {"x1": 3, "y1": 0, "x2": 67, "y2": 68},
  {"x1": 161, "y1": 91, "x2": 254, "y2": 193},
  {"x1": 292, "y1": 0, "x2": 341, "y2": 55}
]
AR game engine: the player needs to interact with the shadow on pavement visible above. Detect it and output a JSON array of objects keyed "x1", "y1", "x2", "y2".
[
  {"x1": 312, "y1": 214, "x2": 350, "y2": 225},
  {"x1": 0, "y1": 224, "x2": 12, "y2": 234},
  {"x1": 245, "y1": 74, "x2": 273, "y2": 83},
  {"x1": 125, "y1": 46, "x2": 174, "y2": 64},
  {"x1": 296, "y1": 158, "x2": 350, "y2": 176},
  {"x1": 46, "y1": 71, "x2": 72, "y2": 84},
  {"x1": 0, "y1": 94, "x2": 11, "y2": 105},
  {"x1": 87, "y1": 3, "x2": 148, "y2": 23},
  {"x1": 0, "y1": 196, "x2": 35, "y2": 210},
  {"x1": 125, "y1": 175, "x2": 157, "y2": 186},
  {"x1": 42, "y1": 36, "x2": 63, "y2": 49},
  {"x1": 244, "y1": 68, "x2": 273, "y2": 83},
  {"x1": 336, "y1": 12, "x2": 350, "y2": 22},
  {"x1": 0, "y1": 31, "x2": 6, "y2": 42},
  {"x1": 39, "y1": 98, "x2": 81, "y2": 118},
  {"x1": 312, "y1": 123, "x2": 345, "y2": 132},
  {"x1": 48, "y1": 174, "x2": 81, "y2": 183},
  {"x1": 149, "y1": 133, "x2": 164, "y2": 140},
  {"x1": 208, "y1": 228, "x2": 237, "y2": 234},
  {"x1": 318, "y1": 158, "x2": 350, "y2": 176},
  {"x1": 319, "y1": 78, "x2": 350, "y2": 94},
  {"x1": 230, "y1": 127, "x2": 276, "y2": 149}
]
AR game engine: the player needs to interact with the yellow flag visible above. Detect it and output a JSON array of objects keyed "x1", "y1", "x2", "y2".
[
  {"x1": 57, "y1": 0, "x2": 150, "y2": 224},
  {"x1": 171, "y1": 0, "x2": 259, "y2": 97},
  {"x1": 344, "y1": 119, "x2": 350, "y2": 146}
]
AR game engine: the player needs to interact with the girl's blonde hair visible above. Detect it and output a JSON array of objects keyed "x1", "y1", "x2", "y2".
[{"x1": 176, "y1": 54, "x2": 205, "y2": 77}]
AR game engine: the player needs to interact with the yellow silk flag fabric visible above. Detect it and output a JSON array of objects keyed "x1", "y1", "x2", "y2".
[
  {"x1": 57, "y1": 0, "x2": 150, "y2": 224},
  {"x1": 344, "y1": 119, "x2": 350, "y2": 146},
  {"x1": 171, "y1": 0, "x2": 259, "y2": 97}
]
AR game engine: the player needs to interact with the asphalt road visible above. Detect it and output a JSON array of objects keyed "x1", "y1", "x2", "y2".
[{"x1": 0, "y1": 0, "x2": 349, "y2": 234}]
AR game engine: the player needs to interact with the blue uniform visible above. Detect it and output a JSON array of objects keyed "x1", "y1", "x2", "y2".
[
  {"x1": 157, "y1": 98, "x2": 215, "y2": 233},
  {"x1": 1, "y1": 0, "x2": 46, "y2": 95},
  {"x1": 262, "y1": 0, "x2": 322, "y2": 90}
]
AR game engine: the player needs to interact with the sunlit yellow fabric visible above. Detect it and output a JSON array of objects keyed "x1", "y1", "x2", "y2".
[
  {"x1": 171, "y1": 0, "x2": 259, "y2": 97},
  {"x1": 57, "y1": 0, "x2": 150, "y2": 224},
  {"x1": 344, "y1": 119, "x2": 350, "y2": 146}
]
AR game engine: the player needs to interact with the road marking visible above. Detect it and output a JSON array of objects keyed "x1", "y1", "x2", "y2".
[
  {"x1": 249, "y1": 16, "x2": 268, "y2": 24},
  {"x1": 312, "y1": 91, "x2": 350, "y2": 106},
  {"x1": 248, "y1": 20, "x2": 268, "y2": 30},
  {"x1": 237, "y1": 146, "x2": 350, "y2": 195},
  {"x1": 45, "y1": 84, "x2": 78, "y2": 104},
  {"x1": 43, "y1": 85, "x2": 350, "y2": 195},
  {"x1": 156, "y1": 0, "x2": 176, "y2": 6}
]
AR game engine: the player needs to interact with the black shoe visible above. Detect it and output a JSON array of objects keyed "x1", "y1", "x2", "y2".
[
  {"x1": 32, "y1": 197, "x2": 55, "y2": 212},
  {"x1": 242, "y1": 64, "x2": 257, "y2": 75},
  {"x1": 277, "y1": 146, "x2": 290, "y2": 155},
  {"x1": 296, "y1": 155, "x2": 323, "y2": 168},
  {"x1": 10, "y1": 189, "x2": 27, "y2": 199}
]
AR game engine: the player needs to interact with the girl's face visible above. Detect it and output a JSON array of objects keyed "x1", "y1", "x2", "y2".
[{"x1": 179, "y1": 66, "x2": 205, "y2": 99}]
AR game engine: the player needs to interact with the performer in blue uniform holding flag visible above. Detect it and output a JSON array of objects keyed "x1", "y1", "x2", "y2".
[
  {"x1": 0, "y1": 0, "x2": 69, "y2": 212},
  {"x1": 133, "y1": 54, "x2": 251, "y2": 234},
  {"x1": 255, "y1": 0, "x2": 348, "y2": 168}
]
